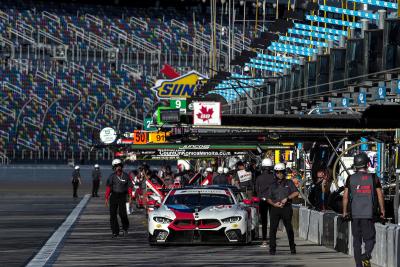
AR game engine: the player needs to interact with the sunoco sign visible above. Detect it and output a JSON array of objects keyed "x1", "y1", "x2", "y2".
[{"x1": 151, "y1": 71, "x2": 207, "y2": 99}]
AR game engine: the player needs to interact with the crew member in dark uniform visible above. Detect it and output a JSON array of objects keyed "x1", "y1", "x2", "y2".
[
  {"x1": 233, "y1": 161, "x2": 254, "y2": 197},
  {"x1": 92, "y1": 164, "x2": 101, "y2": 197},
  {"x1": 105, "y1": 159, "x2": 132, "y2": 238},
  {"x1": 249, "y1": 158, "x2": 261, "y2": 193},
  {"x1": 255, "y1": 158, "x2": 275, "y2": 247},
  {"x1": 267, "y1": 163, "x2": 299, "y2": 255},
  {"x1": 342, "y1": 153, "x2": 385, "y2": 267},
  {"x1": 71, "y1": 166, "x2": 81, "y2": 198},
  {"x1": 213, "y1": 167, "x2": 229, "y2": 185}
]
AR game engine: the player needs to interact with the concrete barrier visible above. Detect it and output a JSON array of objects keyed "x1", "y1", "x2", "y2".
[
  {"x1": 299, "y1": 206, "x2": 400, "y2": 267},
  {"x1": 371, "y1": 223, "x2": 388, "y2": 267},
  {"x1": 322, "y1": 212, "x2": 336, "y2": 249},
  {"x1": 292, "y1": 205, "x2": 300, "y2": 237},
  {"x1": 335, "y1": 215, "x2": 349, "y2": 254},
  {"x1": 396, "y1": 227, "x2": 400, "y2": 267},
  {"x1": 299, "y1": 206, "x2": 310, "y2": 240},
  {"x1": 308, "y1": 210, "x2": 324, "y2": 245},
  {"x1": 386, "y1": 224, "x2": 400, "y2": 267},
  {"x1": 348, "y1": 222, "x2": 353, "y2": 256}
]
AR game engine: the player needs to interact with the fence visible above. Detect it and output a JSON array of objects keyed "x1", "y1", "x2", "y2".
[{"x1": 3, "y1": 148, "x2": 114, "y2": 164}]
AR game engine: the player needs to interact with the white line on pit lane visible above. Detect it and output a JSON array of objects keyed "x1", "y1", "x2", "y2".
[{"x1": 26, "y1": 194, "x2": 90, "y2": 267}]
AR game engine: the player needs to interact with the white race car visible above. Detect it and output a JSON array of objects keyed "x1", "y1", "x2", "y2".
[
  {"x1": 227, "y1": 186, "x2": 260, "y2": 240},
  {"x1": 148, "y1": 186, "x2": 254, "y2": 244}
]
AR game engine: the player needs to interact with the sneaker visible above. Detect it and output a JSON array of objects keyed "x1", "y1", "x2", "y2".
[
  {"x1": 123, "y1": 230, "x2": 128, "y2": 237},
  {"x1": 362, "y1": 259, "x2": 371, "y2": 267},
  {"x1": 361, "y1": 253, "x2": 371, "y2": 267},
  {"x1": 269, "y1": 250, "x2": 276, "y2": 255},
  {"x1": 290, "y1": 245, "x2": 296, "y2": 254},
  {"x1": 260, "y1": 241, "x2": 268, "y2": 248},
  {"x1": 112, "y1": 234, "x2": 118, "y2": 238}
]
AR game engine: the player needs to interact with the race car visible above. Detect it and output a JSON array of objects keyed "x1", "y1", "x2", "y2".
[
  {"x1": 148, "y1": 187, "x2": 254, "y2": 244},
  {"x1": 220, "y1": 185, "x2": 260, "y2": 240},
  {"x1": 144, "y1": 176, "x2": 166, "y2": 215}
]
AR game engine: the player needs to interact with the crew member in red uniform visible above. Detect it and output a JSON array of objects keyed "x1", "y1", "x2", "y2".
[{"x1": 105, "y1": 159, "x2": 132, "y2": 238}]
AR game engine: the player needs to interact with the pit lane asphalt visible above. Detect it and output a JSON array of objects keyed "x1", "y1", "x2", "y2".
[
  {"x1": 0, "y1": 166, "x2": 376, "y2": 267},
  {"x1": 0, "y1": 165, "x2": 112, "y2": 267},
  {"x1": 52, "y1": 198, "x2": 372, "y2": 267}
]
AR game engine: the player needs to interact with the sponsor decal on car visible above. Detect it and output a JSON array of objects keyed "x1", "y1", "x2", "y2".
[{"x1": 175, "y1": 189, "x2": 228, "y2": 195}]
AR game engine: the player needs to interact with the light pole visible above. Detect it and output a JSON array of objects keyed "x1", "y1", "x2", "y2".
[
  {"x1": 65, "y1": 99, "x2": 83, "y2": 155},
  {"x1": 117, "y1": 99, "x2": 137, "y2": 131},
  {"x1": 40, "y1": 97, "x2": 61, "y2": 151},
  {"x1": 14, "y1": 96, "x2": 45, "y2": 151}
]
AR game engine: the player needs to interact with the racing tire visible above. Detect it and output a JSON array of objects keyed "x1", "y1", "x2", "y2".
[
  {"x1": 148, "y1": 234, "x2": 158, "y2": 246},
  {"x1": 239, "y1": 233, "x2": 249, "y2": 245},
  {"x1": 251, "y1": 222, "x2": 260, "y2": 241},
  {"x1": 251, "y1": 229, "x2": 257, "y2": 241}
]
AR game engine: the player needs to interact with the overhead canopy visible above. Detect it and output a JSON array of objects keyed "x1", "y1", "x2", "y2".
[{"x1": 180, "y1": 105, "x2": 400, "y2": 129}]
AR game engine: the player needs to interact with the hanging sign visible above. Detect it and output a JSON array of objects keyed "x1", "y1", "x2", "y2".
[
  {"x1": 193, "y1": 102, "x2": 221, "y2": 126},
  {"x1": 377, "y1": 85, "x2": 386, "y2": 100},
  {"x1": 151, "y1": 71, "x2": 207, "y2": 99},
  {"x1": 358, "y1": 92, "x2": 366, "y2": 106}
]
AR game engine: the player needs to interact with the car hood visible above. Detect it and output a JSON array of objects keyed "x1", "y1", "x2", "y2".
[{"x1": 151, "y1": 204, "x2": 243, "y2": 220}]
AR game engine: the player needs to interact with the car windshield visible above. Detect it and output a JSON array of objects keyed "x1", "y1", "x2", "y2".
[
  {"x1": 234, "y1": 192, "x2": 244, "y2": 202},
  {"x1": 165, "y1": 193, "x2": 234, "y2": 207}
]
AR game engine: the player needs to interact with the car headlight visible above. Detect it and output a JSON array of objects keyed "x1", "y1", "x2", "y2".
[
  {"x1": 153, "y1": 217, "x2": 173, "y2": 224},
  {"x1": 221, "y1": 216, "x2": 242, "y2": 223}
]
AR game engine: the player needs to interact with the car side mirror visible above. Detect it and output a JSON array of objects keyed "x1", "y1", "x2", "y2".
[
  {"x1": 147, "y1": 199, "x2": 161, "y2": 208},
  {"x1": 147, "y1": 199, "x2": 158, "y2": 206}
]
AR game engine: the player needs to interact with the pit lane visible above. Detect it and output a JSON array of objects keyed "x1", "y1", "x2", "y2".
[
  {"x1": 0, "y1": 166, "x2": 376, "y2": 267},
  {"x1": 52, "y1": 197, "x2": 365, "y2": 267}
]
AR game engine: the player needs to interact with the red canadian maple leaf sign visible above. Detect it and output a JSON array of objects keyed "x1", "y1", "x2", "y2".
[{"x1": 196, "y1": 105, "x2": 214, "y2": 122}]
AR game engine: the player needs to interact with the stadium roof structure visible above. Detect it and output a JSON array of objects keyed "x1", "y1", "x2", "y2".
[
  {"x1": 206, "y1": 0, "x2": 399, "y2": 103},
  {"x1": 175, "y1": 104, "x2": 400, "y2": 142}
]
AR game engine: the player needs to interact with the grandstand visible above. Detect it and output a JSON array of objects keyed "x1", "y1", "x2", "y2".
[
  {"x1": 0, "y1": 0, "x2": 254, "y2": 162},
  {"x1": 1, "y1": 0, "x2": 400, "y2": 162}
]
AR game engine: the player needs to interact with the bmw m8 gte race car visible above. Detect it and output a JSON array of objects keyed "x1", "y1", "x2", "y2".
[{"x1": 148, "y1": 187, "x2": 255, "y2": 245}]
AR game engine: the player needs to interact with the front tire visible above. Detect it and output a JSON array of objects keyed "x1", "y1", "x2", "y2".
[
  {"x1": 148, "y1": 233, "x2": 157, "y2": 245},
  {"x1": 251, "y1": 224, "x2": 260, "y2": 241}
]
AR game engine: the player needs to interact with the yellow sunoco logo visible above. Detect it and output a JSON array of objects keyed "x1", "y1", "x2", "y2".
[{"x1": 152, "y1": 71, "x2": 208, "y2": 99}]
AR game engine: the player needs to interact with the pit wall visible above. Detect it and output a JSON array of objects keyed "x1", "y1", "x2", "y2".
[{"x1": 293, "y1": 205, "x2": 400, "y2": 267}]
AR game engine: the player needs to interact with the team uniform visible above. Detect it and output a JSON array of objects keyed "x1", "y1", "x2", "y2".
[
  {"x1": 213, "y1": 173, "x2": 229, "y2": 185},
  {"x1": 71, "y1": 169, "x2": 81, "y2": 198},
  {"x1": 346, "y1": 171, "x2": 382, "y2": 267},
  {"x1": 255, "y1": 170, "x2": 275, "y2": 241},
  {"x1": 235, "y1": 168, "x2": 254, "y2": 197},
  {"x1": 105, "y1": 171, "x2": 133, "y2": 237},
  {"x1": 267, "y1": 178, "x2": 297, "y2": 254},
  {"x1": 92, "y1": 168, "x2": 101, "y2": 197}
]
